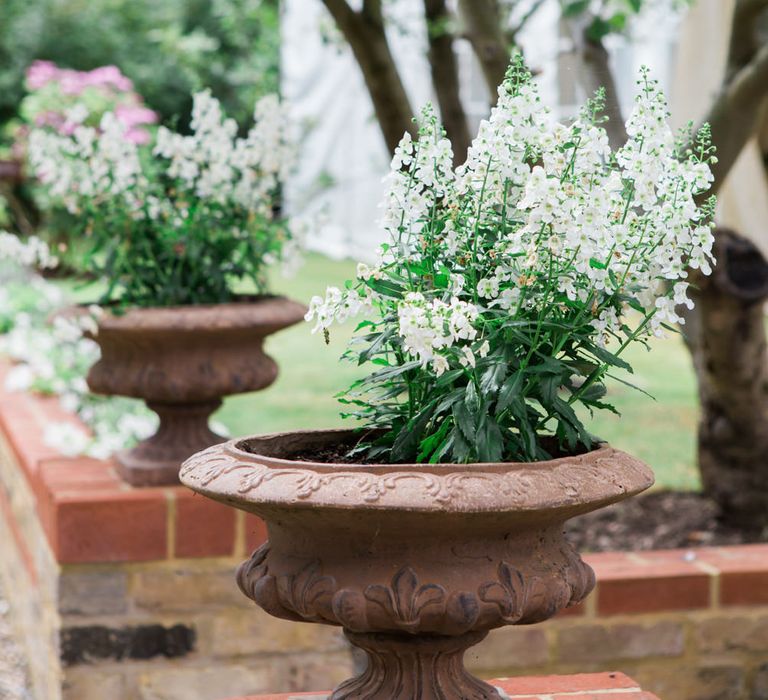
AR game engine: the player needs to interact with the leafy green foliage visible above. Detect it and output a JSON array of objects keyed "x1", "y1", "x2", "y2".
[{"x1": 0, "y1": 0, "x2": 279, "y2": 136}]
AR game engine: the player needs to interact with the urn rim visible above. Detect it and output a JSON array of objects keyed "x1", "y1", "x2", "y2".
[{"x1": 180, "y1": 428, "x2": 655, "y2": 515}]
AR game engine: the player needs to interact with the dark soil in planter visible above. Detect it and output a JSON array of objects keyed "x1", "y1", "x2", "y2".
[
  {"x1": 566, "y1": 490, "x2": 768, "y2": 551},
  {"x1": 287, "y1": 436, "x2": 589, "y2": 465}
]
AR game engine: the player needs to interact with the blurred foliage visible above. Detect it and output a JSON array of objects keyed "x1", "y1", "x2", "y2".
[
  {"x1": 558, "y1": 0, "x2": 693, "y2": 40},
  {"x1": 0, "y1": 0, "x2": 280, "y2": 137}
]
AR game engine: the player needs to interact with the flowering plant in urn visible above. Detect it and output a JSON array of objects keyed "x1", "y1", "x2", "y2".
[
  {"x1": 27, "y1": 87, "x2": 306, "y2": 485},
  {"x1": 182, "y1": 59, "x2": 714, "y2": 700},
  {"x1": 28, "y1": 88, "x2": 297, "y2": 307},
  {"x1": 307, "y1": 59, "x2": 716, "y2": 464}
]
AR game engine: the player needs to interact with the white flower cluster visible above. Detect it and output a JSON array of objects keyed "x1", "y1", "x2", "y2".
[
  {"x1": 28, "y1": 88, "x2": 295, "y2": 233},
  {"x1": 0, "y1": 256, "x2": 157, "y2": 459},
  {"x1": 154, "y1": 90, "x2": 295, "y2": 213},
  {"x1": 380, "y1": 107, "x2": 455, "y2": 245},
  {"x1": 397, "y1": 293, "x2": 479, "y2": 374},
  {"x1": 28, "y1": 113, "x2": 146, "y2": 214},
  {"x1": 306, "y1": 64, "x2": 715, "y2": 373},
  {"x1": 0, "y1": 232, "x2": 58, "y2": 268},
  {"x1": 305, "y1": 286, "x2": 372, "y2": 334}
]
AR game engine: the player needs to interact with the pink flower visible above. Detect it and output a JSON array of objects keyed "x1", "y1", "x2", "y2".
[
  {"x1": 124, "y1": 127, "x2": 152, "y2": 145},
  {"x1": 115, "y1": 104, "x2": 158, "y2": 128},
  {"x1": 26, "y1": 61, "x2": 62, "y2": 90},
  {"x1": 26, "y1": 61, "x2": 137, "y2": 96},
  {"x1": 85, "y1": 65, "x2": 134, "y2": 92}
]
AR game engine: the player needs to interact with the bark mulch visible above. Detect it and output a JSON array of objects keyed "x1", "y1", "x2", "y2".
[{"x1": 566, "y1": 490, "x2": 768, "y2": 552}]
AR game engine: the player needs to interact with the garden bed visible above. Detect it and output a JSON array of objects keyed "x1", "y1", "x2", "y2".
[{"x1": 568, "y1": 490, "x2": 768, "y2": 552}]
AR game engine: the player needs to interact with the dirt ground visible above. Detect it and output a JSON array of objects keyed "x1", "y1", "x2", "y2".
[{"x1": 566, "y1": 490, "x2": 767, "y2": 552}]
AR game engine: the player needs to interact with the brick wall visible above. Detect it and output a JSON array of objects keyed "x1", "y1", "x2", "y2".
[
  {"x1": 1, "y1": 370, "x2": 767, "y2": 700},
  {"x1": 225, "y1": 671, "x2": 661, "y2": 700}
]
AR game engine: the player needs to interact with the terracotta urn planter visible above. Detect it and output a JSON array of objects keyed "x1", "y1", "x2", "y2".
[
  {"x1": 0, "y1": 158, "x2": 22, "y2": 183},
  {"x1": 86, "y1": 297, "x2": 306, "y2": 486},
  {"x1": 181, "y1": 428, "x2": 654, "y2": 699}
]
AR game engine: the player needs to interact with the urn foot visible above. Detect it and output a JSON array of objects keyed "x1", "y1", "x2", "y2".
[
  {"x1": 117, "y1": 400, "x2": 226, "y2": 486},
  {"x1": 331, "y1": 630, "x2": 501, "y2": 700}
]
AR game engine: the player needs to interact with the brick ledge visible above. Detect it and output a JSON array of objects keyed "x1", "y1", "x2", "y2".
[{"x1": 224, "y1": 672, "x2": 659, "y2": 699}]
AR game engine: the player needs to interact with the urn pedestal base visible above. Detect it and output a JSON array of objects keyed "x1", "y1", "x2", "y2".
[
  {"x1": 117, "y1": 400, "x2": 226, "y2": 486},
  {"x1": 333, "y1": 631, "x2": 501, "y2": 700}
]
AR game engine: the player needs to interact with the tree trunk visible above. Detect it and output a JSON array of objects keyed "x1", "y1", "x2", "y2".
[
  {"x1": 690, "y1": 229, "x2": 768, "y2": 530},
  {"x1": 457, "y1": 0, "x2": 510, "y2": 100},
  {"x1": 563, "y1": 18, "x2": 627, "y2": 149},
  {"x1": 423, "y1": 0, "x2": 471, "y2": 164},
  {"x1": 680, "y1": 2, "x2": 768, "y2": 529},
  {"x1": 321, "y1": 0, "x2": 416, "y2": 154}
]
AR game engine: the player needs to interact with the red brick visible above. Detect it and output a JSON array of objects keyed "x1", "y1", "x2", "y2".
[
  {"x1": 587, "y1": 550, "x2": 712, "y2": 615},
  {"x1": 244, "y1": 513, "x2": 268, "y2": 552},
  {"x1": 496, "y1": 672, "x2": 638, "y2": 695},
  {"x1": 0, "y1": 396, "x2": 61, "y2": 477},
  {"x1": 584, "y1": 551, "x2": 637, "y2": 568},
  {"x1": 693, "y1": 545, "x2": 768, "y2": 606},
  {"x1": 704, "y1": 544, "x2": 768, "y2": 560},
  {"x1": 556, "y1": 693, "x2": 658, "y2": 700},
  {"x1": 597, "y1": 568, "x2": 710, "y2": 615},
  {"x1": 38, "y1": 457, "x2": 121, "y2": 490},
  {"x1": 52, "y1": 489, "x2": 168, "y2": 563},
  {"x1": 720, "y1": 570, "x2": 768, "y2": 606},
  {"x1": 174, "y1": 489, "x2": 236, "y2": 558},
  {"x1": 223, "y1": 674, "x2": 651, "y2": 700}
]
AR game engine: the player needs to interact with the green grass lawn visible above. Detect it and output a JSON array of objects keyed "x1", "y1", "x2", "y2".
[{"x1": 216, "y1": 253, "x2": 701, "y2": 491}]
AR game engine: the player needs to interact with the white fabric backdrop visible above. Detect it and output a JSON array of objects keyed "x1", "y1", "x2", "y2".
[{"x1": 281, "y1": 1, "x2": 681, "y2": 261}]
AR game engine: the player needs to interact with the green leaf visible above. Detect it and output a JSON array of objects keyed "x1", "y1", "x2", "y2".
[
  {"x1": 431, "y1": 430, "x2": 456, "y2": 463},
  {"x1": 496, "y1": 371, "x2": 523, "y2": 414},
  {"x1": 589, "y1": 256, "x2": 607, "y2": 270},
  {"x1": 435, "y1": 388, "x2": 466, "y2": 415},
  {"x1": 417, "y1": 419, "x2": 452, "y2": 462},
  {"x1": 478, "y1": 420, "x2": 504, "y2": 462},
  {"x1": 587, "y1": 343, "x2": 633, "y2": 372},
  {"x1": 452, "y1": 401, "x2": 476, "y2": 443},
  {"x1": 579, "y1": 382, "x2": 607, "y2": 402},
  {"x1": 587, "y1": 17, "x2": 612, "y2": 40},
  {"x1": 358, "y1": 329, "x2": 394, "y2": 364},
  {"x1": 465, "y1": 381, "x2": 481, "y2": 412},
  {"x1": 435, "y1": 368, "x2": 464, "y2": 388},
  {"x1": 608, "y1": 13, "x2": 627, "y2": 31},
  {"x1": 390, "y1": 401, "x2": 436, "y2": 462},
  {"x1": 446, "y1": 424, "x2": 471, "y2": 462},
  {"x1": 354, "y1": 319, "x2": 377, "y2": 332},
  {"x1": 537, "y1": 374, "x2": 560, "y2": 407},
  {"x1": 480, "y1": 362, "x2": 506, "y2": 395},
  {"x1": 605, "y1": 372, "x2": 656, "y2": 399},
  {"x1": 364, "y1": 278, "x2": 405, "y2": 299},
  {"x1": 367, "y1": 360, "x2": 421, "y2": 382},
  {"x1": 563, "y1": 0, "x2": 590, "y2": 17}
]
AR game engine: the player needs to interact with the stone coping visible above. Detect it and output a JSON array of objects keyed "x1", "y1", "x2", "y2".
[
  {"x1": 1, "y1": 361, "x2": 767, "y2": 619},
  {"x1": 224, "y1": 672, "x2": 660, "y2": 699}
]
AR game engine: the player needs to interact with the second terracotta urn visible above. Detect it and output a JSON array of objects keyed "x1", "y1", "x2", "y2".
[{"x1": 87, "y1": 297, "x2": 306, "y2": 486}]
